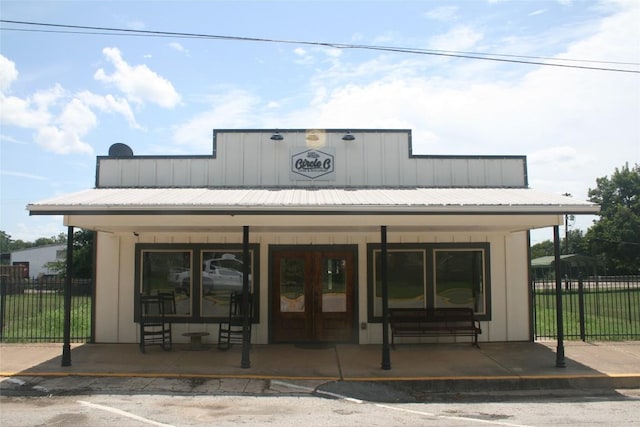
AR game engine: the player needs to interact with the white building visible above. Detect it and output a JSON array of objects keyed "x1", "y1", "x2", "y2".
[
  {"x1": 10, "y1": 244, "x2": 66, "y2": 278},
  {"x1": 28, "y1": 129, "x2": 598, "y2": 346}
]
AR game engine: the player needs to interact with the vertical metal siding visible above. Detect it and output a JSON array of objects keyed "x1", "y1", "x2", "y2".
[{"x1": 96, "y1": 131, "x2": 527, "y2": 188}]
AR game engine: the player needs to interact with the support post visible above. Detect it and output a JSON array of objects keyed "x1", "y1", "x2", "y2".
[
  {"x1": 62, "y1": 226, "x2": 74, "y2": 367},
  {"x1": 553, "y1": 225, "x2": 566, "y2": 368},
  {"x1": 380, "y1": 226, "x2": 391, "y2": 370},
  {"x1": 241, "y1": 226, "x2": 251, "y2": 369}
]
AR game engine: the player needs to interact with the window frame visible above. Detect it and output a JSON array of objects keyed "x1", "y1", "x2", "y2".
[
  {"x1": 367, "y1": 242, "x2": 491, "y2": 322},
  {"x1": 134, "y1": 243, "x2": 260, "y2": 323}
]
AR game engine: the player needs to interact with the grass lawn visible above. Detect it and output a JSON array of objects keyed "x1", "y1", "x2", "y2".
[
  {"x1": 0, "y1": 294, "x2": 92, "y2": 342},
  {"x1": 534, "y1": 288, "x2": 640, "y2": 340}
]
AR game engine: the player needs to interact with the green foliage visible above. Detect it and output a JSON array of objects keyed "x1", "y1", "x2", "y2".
[
  {"x1": 586, "y1": 163, "x2": 640, "y2": 274},
  {"x1": 2, "y1": 228, "x2": 94, "y2": 277},
  {"x1": 532, "y1": 163, "x2": 639, "y2": 276},
  {"x1": 531, "y1": 229, "x2": 587, "y2": 259},
  {"x1": 0, "y1": 294, "x2": 92, "y2": 342},
  {"x1": 46, "y1": 229, "x2": 94, "y2": 278},
  {"x1": 1, "y1": 230, "x2": 68, "y2": 255},
  {"x1": 534, "y1": 286, "x2": 640, "y2": 340},
  {"x1": 531, "y1": 240, "x2": 554, "y2": 259}
]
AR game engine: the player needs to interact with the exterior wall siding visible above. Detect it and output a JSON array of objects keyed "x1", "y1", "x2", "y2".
[
  {"x1": 93, "y1": 229, "x2": 529, "y2": 345},
  {"x1": 96, "y1": 130, "x2": 527, "y2": 189}
]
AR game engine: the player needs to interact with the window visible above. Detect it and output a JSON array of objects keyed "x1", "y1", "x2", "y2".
[
  {"x1": 140, "y1": 250, "x2": 191, "y2": 316},
  {"x1": 371, "y1": 250, "x2": 426, "y2": 317},
  {"x1": 368, "y1": 243, "x2": 491, "y2": 321},
  {"x1": 136, "y1": 244, "x2": 259, "y2": 322},
  {"x1": 434, "y1": 249, "x2": 486, "y2": 315},
  {"x1": 201, "y1": 250, "x2": 253, "y2": 318}
]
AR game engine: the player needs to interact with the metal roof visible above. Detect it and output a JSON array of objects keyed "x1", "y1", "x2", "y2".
[{"x1": 27, "y1": 187, "x2": 599, "y2": 215}]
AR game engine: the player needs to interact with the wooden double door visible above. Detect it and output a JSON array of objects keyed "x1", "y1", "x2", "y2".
[{"x1": 271, "y1": 248, "x2": 356, "y2": 343}]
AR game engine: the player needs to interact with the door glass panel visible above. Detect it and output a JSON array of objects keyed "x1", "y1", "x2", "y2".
[
  {"x1": 321, "y1": 257, "x2": 346, "y2": 312},
  {"x1": 280, "y1": 258, "x2": 305, "y2": 312}
]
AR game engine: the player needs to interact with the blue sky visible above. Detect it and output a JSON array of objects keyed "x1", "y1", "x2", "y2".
[{"x1": 1, "y1": 0, "x2": 638, "y2": 244}]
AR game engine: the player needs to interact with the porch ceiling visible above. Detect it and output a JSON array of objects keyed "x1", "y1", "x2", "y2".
[{"x1": 61, "y1": 213, "x2": 567, "y2": 235}]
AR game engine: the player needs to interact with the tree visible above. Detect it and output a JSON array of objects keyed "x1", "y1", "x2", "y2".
[
  {"x1": 531, "y1": 229, "x2": 587, "y2": 259},
  {"x1": 586, "y1": 163, "x2": 640, "y2": 275},
  {"x1": 531, "y1": 239, "x2": 554, "y2": 259},
  {"x1": 46, "y1": 229, "x2": 94, "y2": 278}
]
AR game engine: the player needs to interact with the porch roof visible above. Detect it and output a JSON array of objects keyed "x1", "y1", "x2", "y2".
[{"x1": 28, "y1": 187, "x2": 599, "y2": 216}]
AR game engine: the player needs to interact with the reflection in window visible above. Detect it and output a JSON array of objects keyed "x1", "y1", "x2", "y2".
[
  {"x1": 279, "y1": 258, "x2": 305, "y2": 312},
  {"x1": 322, "y1": 257, "x2": 347, "y2": 312},
  {"x1": 434, "y1": 250, "x2": 485, "y2": 314},
  {"x1": 201, "y1": 251, "x2": 252, "y2": 317},
  {"x1": 373, "y1": 250, "x2": 426, "y2": 317},
  {"x1": 140, "y1": 251, "x2": 191, "y2": 315}
]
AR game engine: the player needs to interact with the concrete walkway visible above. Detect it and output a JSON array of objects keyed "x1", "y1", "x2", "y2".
[{"x1": 1, "y1": 341, "x2": 639, "y2": 391}]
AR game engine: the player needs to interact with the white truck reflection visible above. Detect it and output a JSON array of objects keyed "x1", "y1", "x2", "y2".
[{"x1": 170, "y1": 254, "x2": 248, "y2": 296}]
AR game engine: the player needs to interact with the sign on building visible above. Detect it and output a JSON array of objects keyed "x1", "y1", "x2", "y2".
[{"x1": 290, "y1": 148, "x2": 335, "y2": 181}]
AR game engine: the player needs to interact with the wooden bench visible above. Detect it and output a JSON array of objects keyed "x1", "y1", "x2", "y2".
[{"x1": 389, "y1": 307, "x2": 481, "y2": 348}]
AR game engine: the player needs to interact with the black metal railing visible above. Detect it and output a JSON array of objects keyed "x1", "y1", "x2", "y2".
[
  {"x1": 0, "y1": 275, "x2": 93, "y2": 343},
  {"x1": 533, "y1": 276, "x2": 640, "y2": 340}
]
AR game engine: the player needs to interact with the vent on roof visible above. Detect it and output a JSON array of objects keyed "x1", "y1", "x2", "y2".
[{"x1": 108, "y1": 143, "x2": 134, "y2": 157}]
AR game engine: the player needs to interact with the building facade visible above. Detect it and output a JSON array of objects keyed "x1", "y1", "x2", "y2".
[
  {"x1": 10, "y1": 244, "x2": 66, "y2": 278},
  {"x1": 28, "y1": 129, "x2": 598, "y2": 346}
]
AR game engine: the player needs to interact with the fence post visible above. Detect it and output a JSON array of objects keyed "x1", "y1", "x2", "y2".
[
  {"x1": 578, "y1": 279, "x2": 585, "y2": 341},
  {"x1": 627, "y1": 276, "x2": 633, "y2": 325},
  {"x1": 531, "y1": 280, "x2": 537, "y2": 340},
  {"x1": 62, "y1": 226, "x2": 73, "y2": 367},
  {"x1": 0, "y1": 275, "x2": 6, "y2": 342},
  {"x1": 553, "y1": 225, "x2": 565, "y2": 368}
]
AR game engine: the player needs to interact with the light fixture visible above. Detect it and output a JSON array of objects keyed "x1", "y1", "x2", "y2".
[
  {"x1": 270, "y1": 131, "x2": 284, "y2": 141},
  {"x1": 342, "y1": 131, "x2": 355, "y2": 141}
]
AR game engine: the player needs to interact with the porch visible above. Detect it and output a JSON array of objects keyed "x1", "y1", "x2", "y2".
[{"x1": 2, "y1": 341, "x2": 639, "y2": 390}]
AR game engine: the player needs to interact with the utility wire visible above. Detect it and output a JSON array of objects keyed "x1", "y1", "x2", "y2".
[{"x1": 2, "y1": 19, "x2": 639, "y2": 74}]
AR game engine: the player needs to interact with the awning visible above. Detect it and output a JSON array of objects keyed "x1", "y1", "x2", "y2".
[{"x1": 28, "y1": 187, "x2": 599, "y2": 216}]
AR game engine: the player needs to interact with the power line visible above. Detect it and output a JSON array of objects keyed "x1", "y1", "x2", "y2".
[{"x1": 2, "y1": 19, "x2": 639, "y2": 74}]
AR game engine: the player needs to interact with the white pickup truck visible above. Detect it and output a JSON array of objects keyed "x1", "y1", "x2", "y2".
[{"x1": 169, "y1": 254, "x2": 247, "y2": 296}]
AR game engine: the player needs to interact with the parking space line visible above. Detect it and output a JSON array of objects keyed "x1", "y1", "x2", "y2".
[{"x1": 77, "y1": 400, "x2": 176, "y2": 427}]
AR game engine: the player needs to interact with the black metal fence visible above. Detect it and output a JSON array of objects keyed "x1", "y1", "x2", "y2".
[
  {"x1": 0, "y1": 275, "x2": 93, "y2": 343},
  {"x1": 1, "y1": 269, "x2": 637, "y2": 343},
  {"x1": 533, "y1": 276, "x2": 640, "y2": 340}
]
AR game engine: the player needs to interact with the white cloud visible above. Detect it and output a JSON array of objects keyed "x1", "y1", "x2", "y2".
[
  {"x1": 0, "y1": 134, "x2": 27, "y2": 145},
  {"x1": 57, "y1": 98, "x2": 97, "y2": 137},
  {"x1": 35, "y1": 126, "x2": 93, "y2": 154},
  {"x1": 77, "y1": 91, "x2": 141, "y2": 129},
  {"x1": 428, "y1": 25, "x2": 484, "y2": 51},
  {"x1": 424, "y1": 6, "x2": 459, "y2": 22},
  {"x1": 11, "y1": 218, "x2": 66, "y2": 242},
  {"x1": 0, "y1": 54, "x2": 18, "y2": 92},
  {"x1": 94, "y1": 47, "x2": 181, "y2": 108},
  {"x1": 168, "y1": 42, "x2": 188, "y2": 55},
  {"x1": 32, "y1": 84, "x2": 66, "y2": 112},
  {"x1": 173, "y1": 89, "x2": 261, "y2": 150},
  {"x1": 1, "y1": 74, "x2": 96, "y2": 155},
  {"x1": 529, "y1": 9, "x2": 547, "y2": 16},
  {"x1": 0, "y1": 93, "x2": 52, "y2": 128},
  {"x1": 166, "y1": 1, "x2": 638, "y2": 214},
  {"x1": 270, "y1": 1, "x2": 637, "y2": 208},
  {"x1": 0, "y1": 170, "x2": 48, "y2": 180}
]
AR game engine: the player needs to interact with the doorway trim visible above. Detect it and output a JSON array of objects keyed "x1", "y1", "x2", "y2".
[{"x1": 268, "y1": 244, "x2": 359, "y2": 344}]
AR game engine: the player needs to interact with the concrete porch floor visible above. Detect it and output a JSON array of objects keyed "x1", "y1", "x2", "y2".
[{"x1": 1, "y1": 341, "x2": 639, "y2": 391}]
